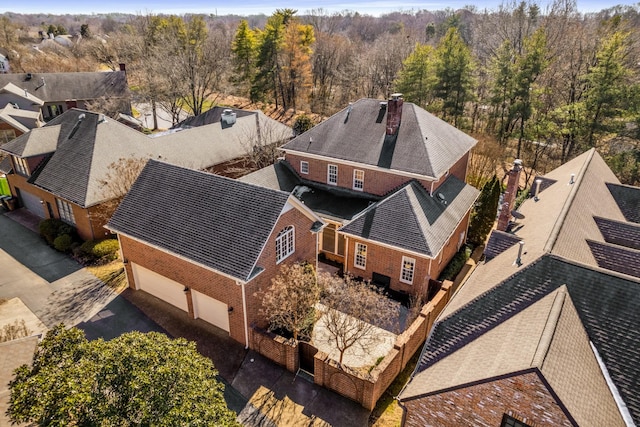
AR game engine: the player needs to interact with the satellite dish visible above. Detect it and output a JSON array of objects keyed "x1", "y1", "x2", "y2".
[
  {"x1": 436, "y1": 193, "x2": 446, "y2": 201},
  {"x1": 511, "y1": 210, "x2": 525, "y2": 220}
]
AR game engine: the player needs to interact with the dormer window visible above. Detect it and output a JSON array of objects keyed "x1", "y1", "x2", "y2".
[{"x1": 13, "y1": 156, "x2": 29, "y2": 176}]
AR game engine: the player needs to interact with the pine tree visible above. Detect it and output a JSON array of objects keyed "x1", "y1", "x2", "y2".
[
  {"x1": 468, "y1": 175, "x2": 501, "y2": 246},
  {"x1": 394, "y1": 43, "x2": 434, "y2": 109},
  {"x1": 231, "y1": 20, "x2": 257, "y2": 96}
]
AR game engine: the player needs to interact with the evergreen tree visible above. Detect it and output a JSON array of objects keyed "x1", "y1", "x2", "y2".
[
  {"x1": 468, "y1": 175, "x2": 501, "y2": 246},
  {"x1": 394, "y1": 43, "x2": 434, "y2": 109},
  {"x1": 432, "y1": 27, "x2": 475, "y2": 127},
  {"x1": 231, "y1": 20, "x2": 257, "y2": 96}
]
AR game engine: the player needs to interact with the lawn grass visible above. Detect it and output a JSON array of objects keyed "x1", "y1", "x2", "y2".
[
  {"x1": 86, "y1": 261, "x2": 127, "y2": 293},
  {"x1": 368, "y1": 349, "x2": 422, "y2": 426}
]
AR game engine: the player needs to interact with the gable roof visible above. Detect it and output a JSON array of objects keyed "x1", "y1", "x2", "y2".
[
  {"x1": 0, "y1": 107, "x2": 292, "y2": 208},
  {"x1": 339, "y1": 177, "x2": 478, "y2": 257},
  {"x1": 0, "y1": 71, "x2": 129, "y2": 104},
  {"x1": 401, "y1": 148, "x2": 640, "y2": 424},
  {"x1": 0, "y1": 103, "x2": 41, "y2": 133},
  {"x1": 0, "y1": 82, "x2": 44, "y2": 105},
  {"x1": 281, "y1": 98, "x2": 476, "y2": 180},
  {"x1": 107, "y1": 160, "x2": 304, "y2": 282},
  {"x1": 400, "y1": 285, "x2": 626, "y2": 427}
]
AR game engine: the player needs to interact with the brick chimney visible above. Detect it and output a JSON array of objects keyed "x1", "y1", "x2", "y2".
[
  {"x1": 497, "y1": 159, "x2": 523, "y2": 232},
  {"x1": 386, "y1": 93, "x2": 403, "y2": 135}
]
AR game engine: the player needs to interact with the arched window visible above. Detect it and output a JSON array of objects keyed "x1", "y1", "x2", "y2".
[{"x1": 275, "y1": 226, "x2": 295, "y2": 263}]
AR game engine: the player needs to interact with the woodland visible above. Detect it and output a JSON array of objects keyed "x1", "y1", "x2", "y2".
[{"x1": 1, "y1": 0, "x2": 639, "y2": 187}]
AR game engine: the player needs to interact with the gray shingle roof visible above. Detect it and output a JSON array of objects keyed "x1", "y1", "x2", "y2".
[
  {"x1": 240, "y1": 160, "x2": 380, "y2": 222},
  {"x1": 339, "y1": 176, "x2": 478, "y2": 257},
  {"x1": 0, "y1": 156, "x2": 11, "y2": 174},
  {"x1": 407, "y1": 255, "x2": 640, "y2": 423},
  {"x1": 607, "y1": 183, "x2": 640, "y2": 224},
  {"x1": 281, "y1": 99, "x2": 477, "y2": 179},
  {"x1": 0, "y1": 71, "x2": 129, "y2": 105},
  {"x1": 176, "y1": 106, "x2": 256, "y2": 128},
  {"x1": 484, "y1": 229, "x2": 521, "y2": 259},
  {"x1": 594, "y1": 216, "x2": 640, "y2": 250},
  {"x1": 587, "y1": 239, "x2": 640, "y2": 278},
  {"x1": 108, "y1": 160, "x2": 293, "y2": 281}
]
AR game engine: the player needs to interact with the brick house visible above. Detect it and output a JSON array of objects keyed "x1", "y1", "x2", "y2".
[
  {"x1": 0, "y1": 108, "x2": 292, "y2": 241},
  {"x1": 242, "y1": 94, "x2": 478, "y2": 297},
  {"x1": 107, "y1": 160, "x2": 324, "y2": 347},
  {"x1": 398, "y1": 149, "x2": 640, "y2": 426}
]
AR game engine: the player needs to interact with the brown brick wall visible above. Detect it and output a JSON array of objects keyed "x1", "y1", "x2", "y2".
[
  {"x1": 119, "y1": 202, "x2": 318, "y2": 347},
  {"x1": 402, "y1": 371, "x2": 573, "y2": 427},
  {"x1": 343, "y1": 237, "x2": 431, "y2": 296},
  {"x1": 285, "y1": 154, "x2": 434, "y2": 196}
]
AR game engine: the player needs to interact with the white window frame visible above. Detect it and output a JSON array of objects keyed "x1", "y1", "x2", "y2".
[
  {"x1": 354, "y1": 242, "x2": 367, "y2": 269},
  {"x1": 353, "y1": 169, "x2": 364, "y2": 191},
  {"x1": 0, "y1": 129, "x2": 16, "y2": 144},
  {"x1": 56, "y1": 198, "x2": 76, "y2": 225},
  {"x1": 13, "y1": 156, "x2": 29, "y2": 176},
  {"x1": 327, "y1": 164, "x2": 338, "y2": 185},
  {"x1": 400, "y1": 256, "x2": 416, "y2": 284},
  {"x1": 275, "y1": 226, "x2": 295, "y2": 264},
  {"x1": 300, "y1": 161, "x2": 309, "y2": 175}
]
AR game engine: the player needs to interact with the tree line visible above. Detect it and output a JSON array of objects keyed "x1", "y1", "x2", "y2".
[{"x1": 1, "y1": 1, "x2": 639, "y2": 184}]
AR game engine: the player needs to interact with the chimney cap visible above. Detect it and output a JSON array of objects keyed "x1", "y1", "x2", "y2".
[
  {"x1": 390, "y1": 93, "x2": 403, "y2": 100},
  {"x1": 514, "y1": 159, "x2": 523, "y2": 166}
]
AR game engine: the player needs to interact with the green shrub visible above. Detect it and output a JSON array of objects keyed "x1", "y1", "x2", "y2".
[
  {"x1": 438, "y1": 245, "x2": 472, "y2": 282},
  {"x1": 39, "y1": 219, "x2": 66, "y2": 245},
  {"x1": 53, "y1": 234, "x2": 73, "y2": 252},
  {"x1": 78, "y1": 239, "x2": 119, "y2": 264}
]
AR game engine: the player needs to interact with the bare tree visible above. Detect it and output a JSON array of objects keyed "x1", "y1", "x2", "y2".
[
  {"x1": 258, "y1": 263, "x2": 320, "y2": 341},
  {"x1": 90, "y1": 157, "x2": 148, "y2": 225},
  {"x1": 316, "y1": 274, "x2": 399, "y2": 366}
]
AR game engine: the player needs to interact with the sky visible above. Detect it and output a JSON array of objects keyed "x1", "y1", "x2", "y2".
[{"x1": 2, "y1": 0, "x2": 638, "y2": 16}]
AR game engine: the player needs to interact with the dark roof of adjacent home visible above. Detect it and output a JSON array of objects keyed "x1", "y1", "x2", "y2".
[
  {"x1": 107, "y1": 160, "x2": 297, "y2": 282},
  {"x1": 484, "y1": 229, "x2": 521, "y2": 260},
  {"x1": 0, "y1": 107, "x2": 292, "y2": 208},
  {"x1": 0, "y1": 71, "x2": 129, "y2": 104},
  {"x1": 176, "y1": 106, "x2": 256, "y2": 128},
  {"x1": 239, "y1": 160, "x2": 380, "y2": 222},
  {"x1": 606, "y1": 183, "x2": 640, "y2": 224},
  {"x1": 0, "y1": 156, "x2": 11, "y2": 174},
  {"x1": 281, "y1": 98, "x2": 477, "y2": 180},
  {"x1": 339, "y1": 176, "x2": 478, "y2": 257}
]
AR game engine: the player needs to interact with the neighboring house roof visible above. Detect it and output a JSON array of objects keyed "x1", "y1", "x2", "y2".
[
  {"x1": 176, "y1": 106, "x2": 256, "y2": 128},
  {"x1": 0, "y1": 103, "x2": 42, "y2": 133},
  {"x1": 239, "y1": 160, "x2": 380, "y2": 222},
  {"x1": 0, "y1": 156, "x2": 11, "y2": 174},
  {"x1": 0, "y1": 82, "x2": 45, "y2": 105},
  {"x1": 400, "y1": 148, "x2": 640, "y2": 425},
  {"x1": 107, "y1": 160, "x2": 313, "y2": 282},
  {"x1": 0, "y1": 108, "x2": 293, "y2": 208},
  {"x1": 281, "y1": 98, "x2": 477, "y2": 179},
  {"x1": 339, "y1": 177, "x2": 478, "y2": 257},
  {"x1": 401, "y1": 286, "x2": 626, "y2": 427},
  {"x1": 0, "y1": 71, "x2": 129, "y2": 104}
]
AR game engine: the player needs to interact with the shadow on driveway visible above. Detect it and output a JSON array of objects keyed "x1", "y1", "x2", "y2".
[{"x1": 0, "y1": 211, "x2": 82, "y2": 282}]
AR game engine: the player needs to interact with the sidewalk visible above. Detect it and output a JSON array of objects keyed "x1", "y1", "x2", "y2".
[{"x1": 122, "y1": 289, "x2": 370, "y2": 426}]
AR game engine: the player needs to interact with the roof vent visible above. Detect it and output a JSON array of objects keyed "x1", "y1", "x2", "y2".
[
  {"x1": 25, "y1": 73, "x2": 32, "y2": 81},
  {"x1": 436, "y1": 192, "x2": 447, "y2": 205},
  {"x1": 569, "y1": 173, "x2": 575, "y2": 184},
  {"x1": 515, "y1": 241, "x2": 525, "y2": 266},
  {"x1": 98, "y1": 114, "x2": 106, "y2": 124},
  {"x1": 221, "y1": 109, "x2": 236, "y2": 126},
  {"x1": 534, "y1": 178, "x2": 542, "y2": 201},
  {"x1": 379, "y1": 101, "x2": 387, "y2": 109}
]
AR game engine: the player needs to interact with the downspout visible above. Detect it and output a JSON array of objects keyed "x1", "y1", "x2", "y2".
[
  {"x1": 239, "y1": 280, "x2": 249, "y2": 349},
  {"x1": 343, "y1": 236, "x2": 349, "y2": 274}
]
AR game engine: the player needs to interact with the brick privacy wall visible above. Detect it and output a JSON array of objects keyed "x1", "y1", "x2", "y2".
[
  {"x1": 119, "y1": 204, "x2": 318, "y2": 347},
  {"x1": 403, "y1": 371, "x2": 573, "y2": 427},
  {"x1": 250, "y1": 278, "x2": 463, "y2": 411}
]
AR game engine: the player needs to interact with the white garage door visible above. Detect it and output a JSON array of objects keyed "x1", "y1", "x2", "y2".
[
  {"x1": 192, "y1": 290, "x2": 230, "y2": 332},
  {"x1": 132, "y1": 263, "x2": 188, "y2": 312},
  {"x1": 19, "y1": 189, "x2": 45, "y2": 218}
]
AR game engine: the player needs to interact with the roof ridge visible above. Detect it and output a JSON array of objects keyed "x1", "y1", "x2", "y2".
[
  {"x1": 531, "y1": 286, "x2": 566, "y2": 367},
  {"x1": 543, "y1": 148, "x2": 596, "y2": 254}
]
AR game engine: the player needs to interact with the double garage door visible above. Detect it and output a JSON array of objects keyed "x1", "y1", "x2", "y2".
[{"x1": 131, "y1": 263, "x2": 230, "y2": 332}]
